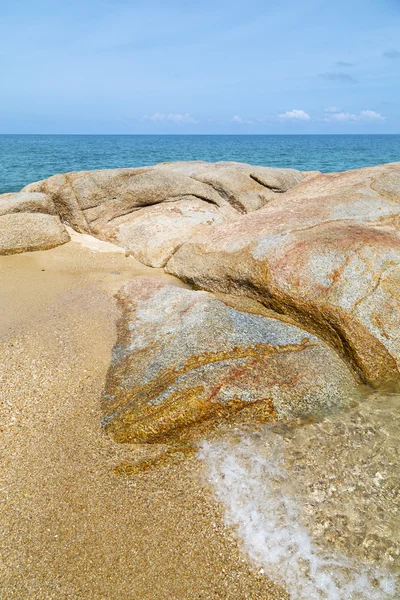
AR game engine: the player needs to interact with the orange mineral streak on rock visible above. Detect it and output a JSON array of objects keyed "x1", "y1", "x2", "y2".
[
  {"x1": 102, "y1": 278, "x2": 361, "y2": 450},
  {"x1": 107, "y1": 386, "x2": 277, "y2": 446},
  {"x1": 103, "y1": 341, "x2": 307, "y2": 444}
]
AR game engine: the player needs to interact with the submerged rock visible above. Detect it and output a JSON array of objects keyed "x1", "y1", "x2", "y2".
[
  {"x1": 166, "y1": 162, "x2": 400, "y2": 390},
  {"x1": 102, "y1": 278, "x2": 360, "y2": 445},
  {"x1": 199, "y1": 403, "x2": 400, "y2": 599},
  {"x1": 283, "y1": 392, "x2": 400, "y2": 571},
  {"x1": 22, "y1": 161, "x2": 303, "y2": 267},
  {"x1": 0, "y1": 213, "x2": 70, "y2": 255}
]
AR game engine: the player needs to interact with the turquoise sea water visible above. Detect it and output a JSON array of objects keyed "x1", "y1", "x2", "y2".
[{"x1": 0, "y1": 134, "x2": 399, "y2": 194}]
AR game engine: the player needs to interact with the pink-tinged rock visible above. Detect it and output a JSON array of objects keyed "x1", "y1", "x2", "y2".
[
  {"x1": 166, "y1": 162, "x2": 400, "y2": 389},
  {"x1": 101, "y1": 278, "x2": 360, "y2": 445}
]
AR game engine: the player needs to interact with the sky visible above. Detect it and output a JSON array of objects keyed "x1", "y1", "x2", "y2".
[{"x1": 0, "y1": 0, "x2": 399, "y2": 134}]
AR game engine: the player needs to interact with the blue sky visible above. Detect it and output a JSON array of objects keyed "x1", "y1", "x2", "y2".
[{"x1": 0, "y1": 0, "x2": 399, "y2": 134}]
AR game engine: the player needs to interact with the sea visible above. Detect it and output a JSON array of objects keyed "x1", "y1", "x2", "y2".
[{"x1": 0, "y1": 133, "x2": 399, "y2": 194}]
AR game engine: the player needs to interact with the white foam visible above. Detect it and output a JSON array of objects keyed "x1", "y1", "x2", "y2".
[{"x1": 199, "y1": 431, "x2": 398, "y2": 600}]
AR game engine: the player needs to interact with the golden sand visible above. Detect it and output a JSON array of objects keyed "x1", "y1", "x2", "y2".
[{"x1": 0, "y1": 240, "x2": 286, "y2": 599}]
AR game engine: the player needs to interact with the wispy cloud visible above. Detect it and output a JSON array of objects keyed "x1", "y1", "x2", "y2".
[
  {"x1": 329, "y1": 111, "x2": 358, "y2": 122},
  {"x1": 383, "y1": 49, "x2": 400, "y2": 59},
  {"x1": 130, "y1": 107, "x2": 386, "y2": 130},
  {"x1": 231, "y1": 115, "x2": 255, "y2": 124},
  {"x1": 278, "y1": 109, "x2": 311, "y2": 122},
  {"x1": 320, "y1": 72, "x2": 358, "y2": 83},
  {"x1": 140, "y1": 112, "x2": 199, "y2": 124},
  {"x1": 324, "y1": 107, "x2": 385, "y2": 122},
  {"x1": 336, "y1": 61, "x2": 353, "y2": 67}
]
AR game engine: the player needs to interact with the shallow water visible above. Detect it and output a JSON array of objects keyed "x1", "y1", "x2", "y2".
[
  {"x1": 199, "y1": 393, "x2": 400, "y2": 599},
  {"x1": 1, "y1": 134, "x2": 399, "y2": 193}
]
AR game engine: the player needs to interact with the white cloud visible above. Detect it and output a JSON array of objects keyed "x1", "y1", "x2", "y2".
[
  {"x1": 324, "y1": 108, "x2": 385, "y2": 122},
  {"x1": 359, "y1": 109, "x2": 385, "y2": 121},
  {"x1": 140, "y1": 112, "x2": 199, "y2": 124},
  {"x1": 331, "y1": 111, "x2": 359, "y2": 122},
  {"x1": 231, "y1": 115, "x2": 255, "y2": 124},
  {"x1": 279, "y1": 109, "x2": 311, "y2": 122}
]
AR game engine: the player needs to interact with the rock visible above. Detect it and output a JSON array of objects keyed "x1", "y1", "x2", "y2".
[
  {"x1": 101, "y1": 278, "x2": 360, "y2": 445},
  {"x1": 0, "y1": 213, "x2": 70, "y2": 255},
  {"x1": 157, "y1": 161, "x2": 304, "y2": 211},
  {"x1": 107, "y1": 198, "x2": 224, "y2": 268},
  {"x1": 166, "y1": 162, "x2": 400, "y2": 390},
  {"x1": 0, "y1": 192, "x2": 55, "y2": 217},
  {"x1": 23, "y1": 162, "x2": 304, "y2": 267}
]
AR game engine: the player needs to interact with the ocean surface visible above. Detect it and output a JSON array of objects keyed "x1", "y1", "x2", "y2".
[{"x1": 0, "y1": 134, "x2": 399, "y2": 194}]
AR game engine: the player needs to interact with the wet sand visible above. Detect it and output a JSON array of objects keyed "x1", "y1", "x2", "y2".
[{"x1": 0, "y1": 240, "x2": 286, "y2": 599}]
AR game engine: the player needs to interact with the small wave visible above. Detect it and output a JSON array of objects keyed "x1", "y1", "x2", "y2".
[{"x1": 199, "y1": 431, "x2": 398, "y2": 600}]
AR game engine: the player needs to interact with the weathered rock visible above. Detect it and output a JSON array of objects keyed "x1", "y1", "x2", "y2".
[
  {"x1": 166, "y1": 162, "x2": 400, "y2": 390},
  {"x1": 157, "y1": 161, "x2": 304, "y2": 211},
  {"x1": 23, "y1": 162, "x2": 303, "y2": 267},
  {"x1": 107, "y1": 198, "x2": 224, "y2": 267},
  {"x1": 101, "y1": 278, "x2": 360, "y2": 445},
  {"x1": 0, "y1": 213, "x2": 70, "y2": 255},
  {"x1": 0, "y1": 191, "x2": 55, "y2": 217}
]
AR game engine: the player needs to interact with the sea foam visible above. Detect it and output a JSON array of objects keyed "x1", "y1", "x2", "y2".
[{"x1": 199, "y1": 430, "x2": 398, "y2": 600}]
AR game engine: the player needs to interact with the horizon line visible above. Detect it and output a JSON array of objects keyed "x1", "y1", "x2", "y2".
[{"x1": 1, "y1": 132, "x2": 399, "y2": 136}]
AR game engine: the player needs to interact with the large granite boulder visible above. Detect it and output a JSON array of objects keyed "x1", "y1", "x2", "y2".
[
  {"x1": 0, "y1": 191, "x2": 55, "y2": 217},
  {"x1": 22, "y1": 161, "x2": 304, "y2": 267},
  {"x1": 0, "y1": 213, "x2": 70, "y2": 255},
  {"x1": 166, "y1": 162, "x2": 400, "y2": 390},
  {"x1": 101, "y1": 278, "x2": 360, "y2": 445}
]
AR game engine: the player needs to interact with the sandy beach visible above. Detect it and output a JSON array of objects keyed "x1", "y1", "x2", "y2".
[{"x1": 0, "y1": 240, "x2": 287, "y2": 599}]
